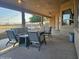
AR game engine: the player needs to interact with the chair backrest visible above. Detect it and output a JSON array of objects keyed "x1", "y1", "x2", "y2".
[
  {"x1": 12, "y1": 27, "x2": 28, "y2": 35},
  {"x1": 11, "y1": 28, "x2": 17, "y2": 35},
  {"x1": 28, "y1": 32, "x2": 40, "y2": 43},
  {"x1": 6, "y1": 30, "x2": 17, "y2": 41},
  {"x1": 44, "y1": 26, "x2": 52, "y2": 34}
]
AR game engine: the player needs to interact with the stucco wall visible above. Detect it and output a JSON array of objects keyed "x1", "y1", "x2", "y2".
[
  {"x1": 74, "y1": 0, "x2": 79, "y2": 59},
  {"x1": 49, "y1": 0, "x2": 74, "y2": 30},
  {"x1": 59, "y1": 0, "x2": 74, "y2": 28},
  {"x1": 74, "y1": 30, "x2": 79, "y2": 59}
]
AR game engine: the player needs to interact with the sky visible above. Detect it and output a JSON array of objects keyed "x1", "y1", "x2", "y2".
[
  {"x1": 63, "y1": 14, "x2": 70, "y2": 20},
  {"x1": 0, "y1": 7, "x2": 32, "y2": 24}
]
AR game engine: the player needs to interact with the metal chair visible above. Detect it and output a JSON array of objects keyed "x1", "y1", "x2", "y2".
[
  {"x1": 6, "y1": 30, "x2": 18, "y2": 47},
  {"x1": 43, "y1": 26, "x2": 52, "y2": 39},
  {"x1": 11, "y1": 27, "x2": 29, "y2": 47},
  {"x1": 28, "y1": 32, "x2": 46, "y2": 51}
]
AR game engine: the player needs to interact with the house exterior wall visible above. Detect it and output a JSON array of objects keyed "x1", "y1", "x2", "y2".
[
  {"x1": 60, "y1": 0, "x2": 74, "y2": 26},
  {"x1": 49, "y1": 0, "x2": 74, "y2": 30},
  {"x1": 74, "y1": 0, "x2": 79, "y2": 59}
]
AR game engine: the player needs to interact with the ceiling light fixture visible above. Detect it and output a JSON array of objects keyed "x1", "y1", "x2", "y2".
[{"x1": 17, "y1": 0, "x2": 23, "y2": 4}]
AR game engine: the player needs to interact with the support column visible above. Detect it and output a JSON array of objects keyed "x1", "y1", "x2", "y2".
[
  {"x1": 41, "y1": 16, "x2": 43, "y2": 26},
  {"x1": 22, "y1": 11, "x2": 25, "y2": 28},
  {"x1": 53, "y1": 16, "x2": 55, "y2": 29},
  {"x1": 74, "y1": 0, "x2": 78, "y2": 28},
  {"x1": 49, "y1": 16, "x2": 55, "y2": 29},
  {"x1": 55, "y1": 14, "x2": 60, "y2": 31}
]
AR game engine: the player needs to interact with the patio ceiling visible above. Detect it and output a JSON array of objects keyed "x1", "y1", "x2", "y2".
[{"x1": 0, "y1": 0, "x2": 69, "y2": 17}]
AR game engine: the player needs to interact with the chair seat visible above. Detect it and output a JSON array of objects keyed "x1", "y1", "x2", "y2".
[
  {"x1": 9, "y1": 40, "x2": 17, "y2": 43},
  {"x1": 31, "y1": 41, "x2": 39, "y2": 44}
]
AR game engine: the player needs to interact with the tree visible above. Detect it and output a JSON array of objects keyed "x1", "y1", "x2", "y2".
[{"x1": 30, "y1": 15, "x2": 41, "y2": 22}]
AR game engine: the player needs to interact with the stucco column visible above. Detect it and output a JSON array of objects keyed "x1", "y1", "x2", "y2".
[
  {"x1": 49, "y1": 16, "x2": 55, "y2": 29},
  {"x1": 22, "y1": 11, "x2": 25, "y2": 27},
  {"x1": 41, "y1": 16, "x2": 43, "y2": 26},
  {"x1": 74, "y1": 0, "x2": 78, "y2": 28},
  {"x1": 55, "y1": 14, "x2": 60, "y2": 31}
]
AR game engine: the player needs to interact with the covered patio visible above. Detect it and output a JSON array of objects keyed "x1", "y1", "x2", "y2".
[{"x1": 0, "y1": 0, "x2": 78, "y2": 59}]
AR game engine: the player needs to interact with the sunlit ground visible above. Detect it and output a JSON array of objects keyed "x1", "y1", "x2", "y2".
[{"x1": 0, "y1": 25, "x2": 16, "y2": 29}]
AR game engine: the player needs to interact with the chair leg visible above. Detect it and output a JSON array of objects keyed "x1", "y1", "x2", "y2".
[
  {"x1": 13, "y1": 44, "x2": 15, "y2": 47},
  {"x1": 19, "y1": 40, "x2": 21, "y2": 47},
  {"x1": 6, "y1": 41, "x2": 10, "y2": 46},
  {"x1": 13, "y1": 42, "x2": 17, "y2": 47},
  {"x1": 48, "y1": 34, "x2": 52, "y2": 40},
  {"x1": 43, "y1": 35, "x2": 47, "y2": 45},
  {"x1": 38, "y1": 44, "x2": 41, "y2": 51},
  {"x1": 44, "y1": 39, "x2": 47, "y2": 45}
]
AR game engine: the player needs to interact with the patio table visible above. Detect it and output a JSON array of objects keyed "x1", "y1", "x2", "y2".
[{"x1": 17, "y1": 34, "x2": 30, "y2": 47}]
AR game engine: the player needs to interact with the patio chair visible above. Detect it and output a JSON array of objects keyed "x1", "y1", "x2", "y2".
[
  {"x1": 43, "y1": 26, "x2": 52, "y2": 39},
  {"x1": 11, "y1": 27, "x2": 29, "y2": 46},
  {"x1": 28, "y1": 32, "x2": 46, "y2": 51},
  {"x1": 6, "y1": 30, "x2": 18, "y2": 47}
]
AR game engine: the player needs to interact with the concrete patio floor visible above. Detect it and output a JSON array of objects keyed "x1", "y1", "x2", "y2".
[
  {"x1": 0, "y1": 30, "x2": 77, "y2": 59},
  {"x1": 0, "y1": 38, "x2": 9, "y2": 51}
]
